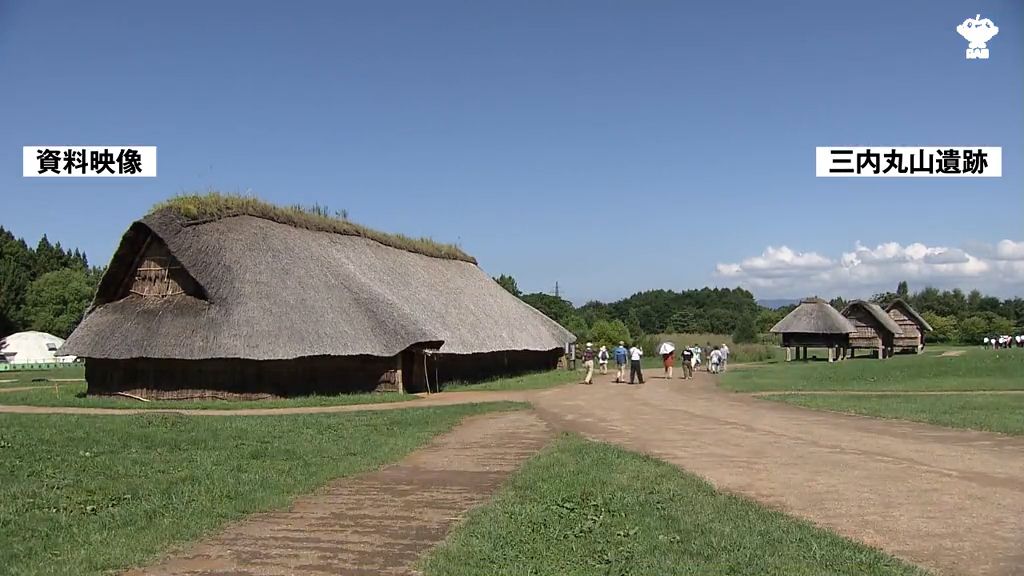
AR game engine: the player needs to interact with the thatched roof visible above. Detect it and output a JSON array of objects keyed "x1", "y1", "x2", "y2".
[
  {"x1": 841, "y1": 300, "x2": 902, "y2": 335},
  {"x1": 61, "y1": 208, "x2": 574, "y2": 360},
  {"x1": 886, "y1": 299, "x2": 933, "y2": 332},
  {"x1": 770, "y1": 298, "x2": 856, "y2": 334},
  {"x1": 152, "y1": 193, "x2": 475, "y2": 263}
]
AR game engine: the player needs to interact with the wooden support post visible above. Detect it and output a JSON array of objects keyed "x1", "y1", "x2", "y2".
[
  {"x1": 878, "y1": 343, "x2": 884, "y2": 360},
  {"x1": 802, "y1": 347, "x2": 808, "y2": 361},
  {"x1": 395, "y1": 356, "x2": 404, "y2": 394},
  {"x1": 786, "y1": 347, "x2": 792, "y2": 362},
  {"x1": 828, "y1": 347, "x2": 834, "y2": 363}
]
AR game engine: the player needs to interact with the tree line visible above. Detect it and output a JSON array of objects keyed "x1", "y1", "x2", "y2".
[
  {"x1": 494, "y1": 274, "x2": 761, "y2": 345},
  {"x1": 495, "y1": 275, "x2": 1024, "y2": 346},
  {"x1": 0, "y1": 227, "x2": 103, "y2": 339}
]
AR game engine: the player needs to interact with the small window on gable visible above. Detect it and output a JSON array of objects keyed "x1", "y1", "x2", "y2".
[
  {"x1": 46, "y1": 343, "x2": 58, "y2": 352},
  {"x1": 127, "y1": 237, "x2": 201, "y2": 298}
]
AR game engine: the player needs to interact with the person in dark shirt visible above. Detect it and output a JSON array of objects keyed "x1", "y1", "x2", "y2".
[
  {"x1": 581, "y1": 342, "x2": 595, "y2": 385},
  {"x1": 680, "y1": 347, "x2": 694, "y2": 379}
]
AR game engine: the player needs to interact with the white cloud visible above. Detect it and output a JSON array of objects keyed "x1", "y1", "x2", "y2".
[
  {"x1": 994, "y1": 240, "x2": 1024, "y2": 261},
  {"x1": 715, "y1": 240, "x2": 1024, "y2": 298}
]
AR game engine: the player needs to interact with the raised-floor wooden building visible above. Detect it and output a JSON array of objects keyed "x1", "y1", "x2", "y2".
[
  {"x1": 770, "y1": 297, "x2": 856, "y2": 363},
  {"x1": 841, "y1": 300, "x2": 902, "y2": 359},
  {"x1": 886, "y1": 299, "x2": 932, "y2": 353}
]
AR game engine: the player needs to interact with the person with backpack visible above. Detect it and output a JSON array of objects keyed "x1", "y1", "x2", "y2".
[
  {"x1": 613, "y1": 341, "x2": 628, "y2": 383},
  {"x1": 597, "y1": 345, "x2": 609, "y2": 375},
  {"x1": 581, "y1": 342, "x2": 595, "y2": 385}
]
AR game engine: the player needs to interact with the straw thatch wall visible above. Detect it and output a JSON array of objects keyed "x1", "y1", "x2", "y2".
[
  {"x1": 886, "y1": 299, "x2": 931, "y2": 353},
  {"x1": 61, "y1": 206, "x2": 575, "y2": 399},
  {"x1": 86, "y1": 356, "x2": 402, "y2": 400}
]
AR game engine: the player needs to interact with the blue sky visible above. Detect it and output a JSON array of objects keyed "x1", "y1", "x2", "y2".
[{"x1": 2, "y1": 0, "x2": 1021, "y2": 303}]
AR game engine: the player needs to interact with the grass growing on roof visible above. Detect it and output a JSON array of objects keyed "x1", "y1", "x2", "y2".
[
  {"x1": 0, "y1": 402, "x2": 524, "y2": 576},
  {"x1": 151, "y1": 192, "x2": 475, "y2": 263},
  {"x1": 763, "y1": 393, "x2": 1024, "y2": 436},
  {"x1": 421, "y1": 435, "x2": 926, "y2": 576},
  {"x1": 720, "y1": 348, "x2": 1023, "y2": 393},
  {"x1": 0, "y1": 382, "x2": 414, "y2": 408}
]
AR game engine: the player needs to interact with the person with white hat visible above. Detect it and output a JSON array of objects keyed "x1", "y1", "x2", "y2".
[
  {"x1": 597, "y1": 345, "x2": 609, "y2": 375},
  {"x1": 581, "y1": 342, "x2": 595, "y2": 385}
]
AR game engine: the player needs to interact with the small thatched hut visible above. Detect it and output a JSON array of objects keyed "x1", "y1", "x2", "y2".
[
  {"x1": 60, "y1": 196, "x2": 575, "y2": 399},
  {"x1": 770, "y1": 297, "x2": 855, "y2": 362},
  {"x1": 840, "y1": 300, "x2": 902, "y2": 359},
  {"x1": 886, "y1": 299, "x2": 932, "y2": 353}
]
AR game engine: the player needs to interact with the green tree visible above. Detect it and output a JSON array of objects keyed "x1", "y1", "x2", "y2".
[
  {"x1": 562, "y1": 314, "x2": 589, "y2": 343},
  {"x1": 829, "y1": 296, "x2": 847, "y2": 311},
  {"x1": 756, "y1": 309, "x2": 782, "y2": 333},
  {"x1": 589, "y1": 319, "x2": 630, "y2": 349},
  {"x1": 896, "y1": 280, "x2": 909, "y2": 299},
  {"x1": 731, "y1": 314, "x2": 758, "y2": 343},
  {"x1": 920, "y1": 312, "x2": 957, "y2": 343},
  {"x1": 957, "y1": 315, "x2": 989, "y2": 344},
  {"x1": 0, "y1": 228, "x2": 34, "y2": 334},
  {"x1": 521, "y1": 292, "x2": 574, "y2": 324},
  {"x1": 493, "y1": 274, "x2": 521, "y2": 297},
  {"x1": 666, "y1": 308, "x2": 698, "y2": 333},
  {"x1": 22, "y1": 268, "x2": 95, "y2": 338}
]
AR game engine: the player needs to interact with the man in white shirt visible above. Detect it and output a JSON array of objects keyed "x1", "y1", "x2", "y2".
[
  {"x1": 720, "y1": 344, "x2": 730, "y2": 372},
  {"x1": 709, "y1": 347, "x2": 722, "y2": 374},
  {"x1": 628, "y1": 344, "x2": 644, "y2": 384}
]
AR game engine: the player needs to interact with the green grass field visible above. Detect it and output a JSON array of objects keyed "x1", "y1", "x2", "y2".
[
  {"x1": 440, "y1": 369, "x2": 579, "y2": 391},
  {"x1": 422, "y1": 435, "x2": 926, "y2": 576},
  {"x1": 0, "y1": 382, "x2": 413, "y2": 409},
  {"x1": 0, "y1": 369, "x2": 577, "y2": 408},
  {"x1": 767, "y1": 393, "x2": 1024, "y2": 436},
  {"x1": 0, "y1": 402, "x2": 523, "y2": 576},
  {"x1": 721, "y1": 348, "x2": 1023, "y2": 393},
  {"x1": 0, "y1": 365, "x2": 85, "y2": 387},
  {"x1": 722, "y1": 348, "x2": 1024, "y2": 435}
]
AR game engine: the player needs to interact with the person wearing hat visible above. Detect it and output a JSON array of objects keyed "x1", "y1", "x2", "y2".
[
  {"x1": 581, "y1": 342, "x2": 595, "y2": 385},
  {"x1": 597, "y1": 345, "x2": 610, "y2": 375},
  {"x1": 613, "y1": 341, "x2": 628, "y2": 382}
]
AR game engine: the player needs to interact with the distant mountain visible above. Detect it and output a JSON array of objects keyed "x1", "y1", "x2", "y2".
[{"x1": 757, "y1": 298, "x2": 799, "y2": 309}]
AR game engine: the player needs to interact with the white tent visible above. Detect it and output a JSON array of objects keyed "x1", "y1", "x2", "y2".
[{"x1": 0, "y1": 331, "x2": 76, "y2": 365}]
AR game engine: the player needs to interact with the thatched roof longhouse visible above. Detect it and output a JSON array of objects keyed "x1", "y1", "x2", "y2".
[
  {"x1": 770, "y1": 298, "x2": 856, "y2": 334},
  {"x1": 61, "y1": 206, "x2": 574, "y2": 361}
]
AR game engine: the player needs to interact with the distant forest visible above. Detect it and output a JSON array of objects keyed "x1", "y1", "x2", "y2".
[
  {"x1": 0, "y1": 227, "x2": 104, "y2": 338},
  {"x1": 494, "y1": 275, "x2": 1024, "y2": 345}
]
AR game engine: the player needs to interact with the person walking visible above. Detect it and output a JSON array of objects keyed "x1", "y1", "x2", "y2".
[
  {"x1": 613, "y1": 341, "x2": 628, "y2": 383},
  {"x1": 597, "y1": 346, "x2": 609, "y2": 375},
  {"x1": 680, "y1": 346, "x2": 694, "y2": 379},
  {"x1": 720, "y1": 343, "x2": 730, "y2": 372},
  {"x1": 581, "y1": 342, "x2": 595, "y2": 384},
  {"x1": 703, "y1": 342, "x2": 712, "y2": 371},
  {"x1": 661, "y1": 349, "x2": 675, "y2": 379},
  {"x1": 628, "y1": 343, "x2": 645, "y2": 384},
  {"x1": 709, "y1": 346, "x2": 722, "y2": 374}
]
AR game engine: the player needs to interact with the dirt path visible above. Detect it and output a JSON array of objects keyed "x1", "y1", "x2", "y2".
[
  {"x1": 530, "y1": 372, "x2": 1024, "y2": 576},
  {"x1": 125, "y1": 410, "x2": 552, "y2": 576}
]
